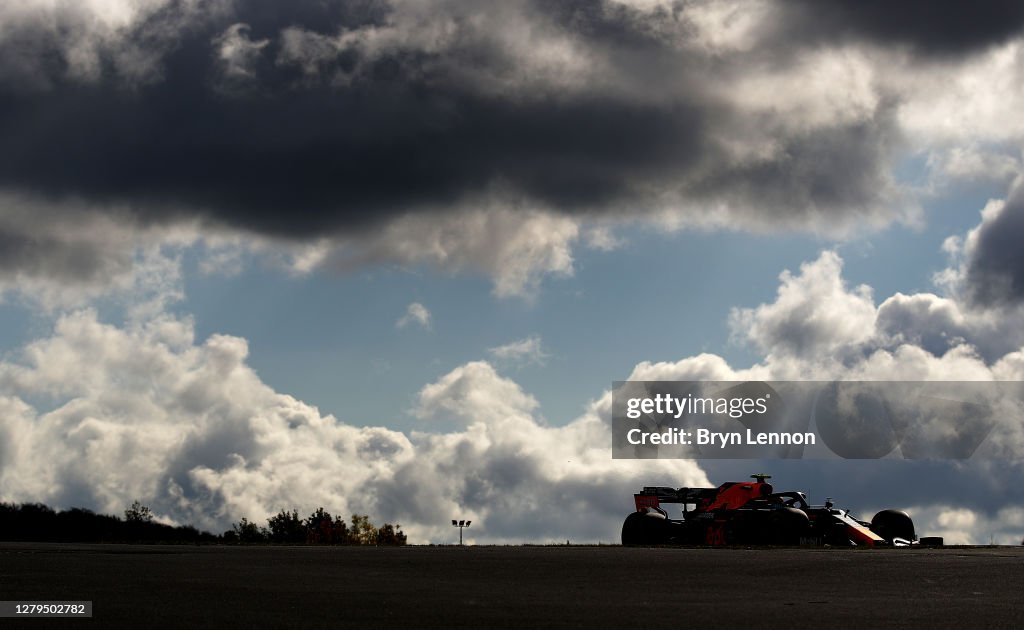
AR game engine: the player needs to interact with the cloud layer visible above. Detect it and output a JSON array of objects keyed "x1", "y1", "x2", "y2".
[
  {"x1": 0, "y1": 308, "x2": 706, "y2": 543},
  {"x1": 6, "y1": 0, "x2": 1024, "y2": 295},
  {"x1": 0, "y1": 0, "x2": 904, "y2": 234}
]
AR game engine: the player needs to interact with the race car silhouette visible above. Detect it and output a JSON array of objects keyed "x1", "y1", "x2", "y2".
[{"x1": 622, "y1": 474, "x2": 928, "y2": 547}]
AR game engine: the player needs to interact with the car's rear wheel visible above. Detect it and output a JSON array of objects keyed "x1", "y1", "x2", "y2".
[
  {"x1": 621, "y1": 510, "x2": 667, "y2": 546},
  {"x1": 769, "y1": 507, "x2": 810, "y2": 545}
]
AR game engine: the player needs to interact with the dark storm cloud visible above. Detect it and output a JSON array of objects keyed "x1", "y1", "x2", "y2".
[
  {"x1": 688, "y1": 116, "x2": 898, "y2": 222},
  {"x1": 0, "y1": 227, "x2": 126, "y2": 283},
  {"x1": 0, "y1": 0, "x2": 916, "y2": 243},
  {"x1": 963, "y1": 186, "x2": 1024, "y2": 306},
  {"x1": 536, "y1": 0, "x2": 682, "y2": 49},
  {"x1": 783, "y1": 0, "x2": 1024, "y2": 56},
  {"x1": 0, "y1": 0, "x2": 710, "y2": 237},
  {"x1": 0, "y1": 82, "x2": 706, "y2": 237}
]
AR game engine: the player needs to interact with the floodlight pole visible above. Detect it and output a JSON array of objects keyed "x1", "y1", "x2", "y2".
[{"x1": 451, "y1": 519, "x2": 472, "y2": 545}]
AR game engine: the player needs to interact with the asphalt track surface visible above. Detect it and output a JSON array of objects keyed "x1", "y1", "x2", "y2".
[{"x1": 3, "y1": 543, "x2": 1024, "y2": 628}]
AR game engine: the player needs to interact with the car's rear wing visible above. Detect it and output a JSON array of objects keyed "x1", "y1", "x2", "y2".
[
  {"x1": 634, "y1": 479, "x2": 777, "y2": 512},
  {"x1": 634, "y1": 486, "x2": 718, "y2": 511}
]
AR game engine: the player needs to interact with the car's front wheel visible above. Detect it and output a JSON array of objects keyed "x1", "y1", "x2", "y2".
[{"x1": 871, "y1": 509, "x2": 916, "y2": 543}]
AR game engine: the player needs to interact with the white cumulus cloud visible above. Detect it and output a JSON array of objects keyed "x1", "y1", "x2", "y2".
[
  {"x1": 0, "y1": 310, "x2": 708, "y2": 543},
  {"x1": 487, "y1": 335, "x2": 548, "y2": 367},
  {"x1": 396, "y1": 302, "x2": 432, "y2": 330}
]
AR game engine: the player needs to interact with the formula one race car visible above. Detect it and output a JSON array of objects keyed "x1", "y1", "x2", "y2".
[{"x1": 622, "y1": 474, "x2": 932, "y2": 547}]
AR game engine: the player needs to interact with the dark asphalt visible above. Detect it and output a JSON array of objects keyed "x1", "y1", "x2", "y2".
[{"x1": 2, "y1": 543, "x2": 1023, "y2": 628}]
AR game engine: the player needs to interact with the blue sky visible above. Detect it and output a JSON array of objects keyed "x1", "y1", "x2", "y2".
[
  {"x1": 161, "y1": 176, "x2": 999, "y2": 432},
  {"x1": 3, "y1": 0, "x2": 1024, "y2": 545}
]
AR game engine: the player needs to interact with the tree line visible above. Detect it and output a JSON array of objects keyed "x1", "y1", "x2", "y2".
[
  {"x1": 225, "y1": 508, "x2": 407, "y2": 545},
  {"x1": 0, "y1": 501, "x2": 405, "y2": 545},
  {"x1": 0, "y1": 501, "x2": 215, "y2": 543}
]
